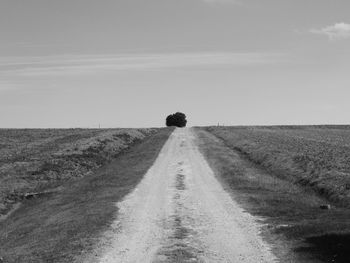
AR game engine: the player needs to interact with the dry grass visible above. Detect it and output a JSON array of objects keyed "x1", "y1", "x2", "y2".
[
  {"x1": 0, "y1": 128, "x2": 156, "y2": 217},
  {"x1": 204, "y1": 125, "x2": 350, "y2": 206},
  {"x1": 195, "y1": 127, "x2": 350, "y2": 263},
  {"x1": 0, "y1": 128, "x2": 173, "y2": 262}
]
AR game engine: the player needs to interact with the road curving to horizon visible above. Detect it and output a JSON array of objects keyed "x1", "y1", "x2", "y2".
[{"x1": 82, "y1": 128, "x2": 277, "y2": 263}]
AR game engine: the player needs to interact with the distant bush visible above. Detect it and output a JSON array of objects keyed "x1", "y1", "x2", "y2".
[{"x1": 166, "y1": 112, "x2": 187, "y2": 127}]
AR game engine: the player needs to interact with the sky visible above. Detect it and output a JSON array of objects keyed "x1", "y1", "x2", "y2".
[{"x1": 1, "y1": 0, "x2": 350, "y2": 128}]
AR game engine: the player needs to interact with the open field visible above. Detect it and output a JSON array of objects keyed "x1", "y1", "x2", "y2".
[
  {"x1": 0, "y1": 128, "x2": 157, "y2": 219},
  {"x1": 2, "y1": 126, "x2": 350, "y2": 262},
  {"x1": 0, "y1": 128, "x2": 173, "y2": 262},
  {"x1": 204, "y1": 125, "x2": 350, "y2": 206},
  {"x1": 197, "y1": 126, "x2": 350, "y2": 262}
]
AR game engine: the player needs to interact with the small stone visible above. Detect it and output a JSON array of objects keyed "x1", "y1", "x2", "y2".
[{"x1": 320, "y1": 204, "x2": 331, "y2": 210}]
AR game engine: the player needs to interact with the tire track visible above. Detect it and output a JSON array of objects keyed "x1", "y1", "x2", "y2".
[{"x1": 83, "y1": 128, "x2": 277, "y2": 263}]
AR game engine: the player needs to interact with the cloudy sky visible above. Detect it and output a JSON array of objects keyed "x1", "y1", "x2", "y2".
[{"x1": 1, "y1": 0, "x2": 350, "y2": 128}]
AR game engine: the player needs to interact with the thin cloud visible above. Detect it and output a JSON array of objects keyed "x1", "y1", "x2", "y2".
[
  {"x1": 0, "y1": 81, "x2": 19, "y2": 91},
  {"x1": 310, "y1": 23, "x2": 350, "y2": 40},
  {"x1": 0, "y1": 52, "x2": 286, "y2": 77}
]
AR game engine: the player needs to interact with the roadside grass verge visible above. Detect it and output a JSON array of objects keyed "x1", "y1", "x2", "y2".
[
  {"x1": 203, "y1": 126, "x2": 350, "y2": 207},
  {"x1": 0, "y1": 128, "x2": 156, "y2": 218},
  {"x1": 0, "y1": 128, "x2": 173, "y2": 262},
  {"x1": 194, "y1": 128, "x2": 350, "y2": 263}
]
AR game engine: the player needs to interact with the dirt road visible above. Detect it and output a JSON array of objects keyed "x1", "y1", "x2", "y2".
[{"x1": 85, "y1": 128, "x2": 277, "y2": 263}]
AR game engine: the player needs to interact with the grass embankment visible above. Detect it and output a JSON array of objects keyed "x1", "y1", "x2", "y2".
[
  {"x1": 206, "y1": 126, "x2": 350, "y2": 206},
  {"x1": 195, "y1": 127, "x2": 350, "y2": 263},
  {"x1": 0, "y1": 128, "x2": 173, "y2": 262},
  {"x1": 0, "y1": 128, "x2": 156, "y2": 217}
]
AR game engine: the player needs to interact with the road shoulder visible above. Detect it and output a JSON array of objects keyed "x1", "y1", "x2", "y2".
[
  {"x1": 0, "y1": 128, "x2": 174, "y2": 263},
  {"x1": 194, "y1": 127, "x2": 350, "y2": 263}
]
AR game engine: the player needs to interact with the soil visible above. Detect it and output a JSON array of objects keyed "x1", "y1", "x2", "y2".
[{"x1": 82, "y1": 128, "x2": 277, "y2": 263}]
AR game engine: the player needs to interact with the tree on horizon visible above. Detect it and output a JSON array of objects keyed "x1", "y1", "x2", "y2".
[{"x1": 166, "y1": 112, "x2": 187, "y2": 127}]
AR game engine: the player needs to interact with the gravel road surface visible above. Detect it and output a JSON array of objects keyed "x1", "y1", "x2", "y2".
[{"x1": 85, "y1": 128, "x2": 276, "y2": 263}]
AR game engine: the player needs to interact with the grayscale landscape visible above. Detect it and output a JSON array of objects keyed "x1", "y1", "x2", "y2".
[{"x1": 1, "y1": 0, "x2": 350, "y2": 262}]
